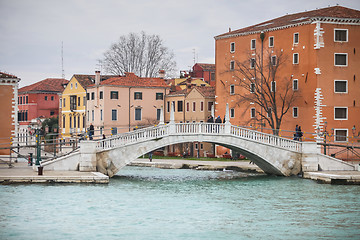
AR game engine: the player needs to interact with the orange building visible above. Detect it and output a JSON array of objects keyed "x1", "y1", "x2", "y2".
[
  {"x1": 215, "y1": 6, "x2": 360, "y2": 147},
  {"x1": 0, "y1": 72, "x2": 20, "y2": 155}
]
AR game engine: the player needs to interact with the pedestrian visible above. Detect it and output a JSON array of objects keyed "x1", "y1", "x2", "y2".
[
  {"x1": 223, "y1": 115, "x2": 226, "y2": 123},
  {"x1": 102, "y1": 134, "x2": 106, "y2": 139},
  {"x1": 294, "y1": 125, "x2": 299, "y2": 140},
  {"x1": 297, "y1": 126, "x2": 303, "y2": 142},
  {"x1": 207, "y1": 115, "x2": 214, "y2": 133},
  {"x1": 89, "y1": 123, "x2": 94, "y2": 140},
  {"x1": 215, "y1": 116, "x2": 222, "y2": 123},
  {"x1": 148, "y1": 151, "x2": 153, "y2": 162}
]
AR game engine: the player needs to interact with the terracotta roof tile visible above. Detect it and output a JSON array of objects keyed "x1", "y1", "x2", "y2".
[
  {"x1": 96, "y1": 72, "x2": 168, "y2": 88},
  {"x1": 216, "y1": 6, "x2": 360, "y2": 39},
  {"x1": 19, "y1": 78, "x2": 69, "y2": 93},
  {"x1": 0, "y1": 72, "x2": 19, "y2": 79},
  {"x1": 73, "y1": 74, "x2": 118, "y2": 88},
  {"x1": 194, "y1": 86, "x2": 215, "y2": 98}
]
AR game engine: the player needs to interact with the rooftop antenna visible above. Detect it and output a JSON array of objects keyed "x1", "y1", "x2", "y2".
[{"x1": 61, "y1": 41, "x2": 65, "y2": 79}]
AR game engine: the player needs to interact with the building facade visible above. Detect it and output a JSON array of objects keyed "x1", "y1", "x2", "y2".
[
  {"x1": 0, "y1": 72, "x2": 20, "y2": 155},
  {"x1": 59, "y1": 72, "x2": 116, "y2": 138},
  {"x1": 164, "y1": 86, "x2": 215, "y2": 157},
  {"x1": 86, "y1": 72, "x2": 169, "y2": 138},
  {"x1": 17, "y1": 78, "x2": 68, "y2": 144},
  {"x1": 214, "y1": 6, "x2": 360, "y2": 149},
  {"x1": 190, "y1": 63, "x2": 216, "y2": 87}
]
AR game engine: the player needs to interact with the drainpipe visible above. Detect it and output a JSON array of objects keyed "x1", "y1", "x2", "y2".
[{"x1": 128, "y1": 87, "x2": 132, "y2": 132}]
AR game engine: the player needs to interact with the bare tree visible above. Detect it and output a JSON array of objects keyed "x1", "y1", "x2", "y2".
[
  {"x1": 222, "y1": 50, "x2": 298, "y2": 135},
  {"x1": 103, "y1": 32, "x2": 176, "y2": 78}
]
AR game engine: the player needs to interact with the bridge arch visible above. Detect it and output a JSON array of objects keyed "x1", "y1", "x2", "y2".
[{"x1": 94, "y1": 123, "x2": 302, "y2": 177}]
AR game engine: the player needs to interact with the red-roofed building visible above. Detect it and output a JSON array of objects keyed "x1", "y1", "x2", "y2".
[
  {"x1": 190, "y1": 63, "x2": 216, "y2": 87},
  {"x1": 215, "y1": 6, "x2": 360, "y2": 159},
  {"x1": 86, "y1": 72, "x2": 169, "y2": 136},
  {"x1": 18, "y1": 78, "x2": 68, "y2": 143},
  {"x1": 0, "y1": 72, "x2": 20, "y2": 155}
]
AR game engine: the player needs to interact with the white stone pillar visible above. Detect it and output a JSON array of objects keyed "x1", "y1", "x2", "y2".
[
  {"x1": 159, "y1": 106, "x2": 164, "y2": 125},
  {"x1": 225, "y1": 103, "x2": 231, "y2": 134},
  {"x1": 211, "y1": 104, "x2": 215, "y2": 118},
  {"x1": 79, "y1": 141, "x2": 97, "y2": 172},
  {"x1": 169, "y1": 102, "x2": 176, "y2": 134}
]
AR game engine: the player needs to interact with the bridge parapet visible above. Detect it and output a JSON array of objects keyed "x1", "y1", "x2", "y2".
[{"x1": 95, "y1": 122, "x2": 302, "y2": 153}]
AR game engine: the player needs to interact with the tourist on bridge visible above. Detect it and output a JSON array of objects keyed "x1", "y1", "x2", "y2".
[
  {"x1": 297, "y1": 126, "x2": 303, "y2": 142},
  {"x1": 215, "y1": 116, "x2": 222, "y2": 123},
  {"x1": 89, "y1": 123, "x2": 95, "y2": 140},
  {"x1": 207, "y1": 115, "x2": 214, "y2": 133},
  {"x1": 293, "y1": 125, "x2": 299, "y2": 140}
]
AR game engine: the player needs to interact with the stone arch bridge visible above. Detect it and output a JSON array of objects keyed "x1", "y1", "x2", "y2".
[{"x1": 42, "y1": 122, "x2": 355, "y2": 177}]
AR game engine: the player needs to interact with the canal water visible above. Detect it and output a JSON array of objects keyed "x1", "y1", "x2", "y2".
[{"x1": 1, "y1": 166, "x2": 360, "y2": 240}]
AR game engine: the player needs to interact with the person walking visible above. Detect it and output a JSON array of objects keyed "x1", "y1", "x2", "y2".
[
  {"x1": 89, "y1": 123, "x2": 95, "y2": 140},
  {"x1": 294, "y1": 125, "x2": 299, "y2": 140},
  {"x1": 215, "y1": 116, "x2": 222, "y2": 133},
  {"x1": 148, "y1": 151, "x2": 153, "y2": 162},
  {"x1": 207, "y1": 115, "x2": 214, "y2": 133},
  {"x1": 297, "y1": 126, "x2": 303, "y2": 142}
]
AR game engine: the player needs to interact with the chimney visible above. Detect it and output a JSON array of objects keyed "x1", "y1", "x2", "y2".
[
  {"x1": 95, "y1": 71, "x2": 100, "y2": 85},
  {"x1": 159, "y1": 70, "x2": 165, "y2": 79}
]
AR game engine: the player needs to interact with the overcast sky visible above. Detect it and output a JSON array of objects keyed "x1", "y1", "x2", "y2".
[{"x1": 1, "y1": 0, "x2": 359, "y2": 87}]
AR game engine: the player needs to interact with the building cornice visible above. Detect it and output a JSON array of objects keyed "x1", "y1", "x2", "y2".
[{"x1": 214, "y1": 17, "x2": 360, "y2": 40}]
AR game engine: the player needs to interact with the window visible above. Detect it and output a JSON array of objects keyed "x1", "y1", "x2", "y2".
[
  {"x1": 70, "y1": 83, "x2": 73, "y2": 89},
  {"x1": 51, "y1": 96, "x2": 54, "y2": 101},
  {"x1": 100, "y1": 109, "x2": 103, "y2": 121},
  {"x1": 70, "y1": 95, "x2": 77, "y2": 111},
  {"x1": 293, "y1": 33, "x2": 299, "y2": 44},
  {"x1": 156, "y1": 93, "x2": 163, "y2": 100},
  {"x1": 25, "y1": 96, "x2": 28, "y2": 104},
  {"x1": 50, "y1": 111, "x2": 55, "y2": 116},
  {"x1": 19, "y1": 96, "x2": 22, "y2": 104},
  {"x1": 111, "y1": 127, "x2": 117, "y2": 135},
  {"x1": 45, "y1": 96, "x2": 48, "y2": 101},
  {"x1": 167, "y1": 101, "x2": 170, "y2": 112},
  {"x1": 177, "y1": 101, "x2": 183, "y2": 112},
  {"x1": 83, "y1": 96, "x2": 86, "y2": 106},
  {"x1": 211, "y1": 72, "x2": 215, "y2": 81},
  {"x1": 63, "y1": 115, "x2": 66, "y2": 128},
  {"x1": 251, "y1": 39, "x2": 256, "y2": 49},
  {"x1": 69, "y1": 115, "x2": 72, "y2": 128},
  {"x1": 200, "y1": 101, "x2": 204, "y2": 112},
  {"x1": 172, "y1": 101, "x2": 175, "y2": 112},
  {"x1": 110, "y1": 91, "x2": 118, "y2": 99},
  {"x1": 230, "y1": 60, "x2": 235, "y2": 70},
  {"x1": 271, "y1": 56, "x2": 277, "y2": 66},
  {"x1": 192, "y1": 102, "x2": 196, "y2": 112},
  {"x1": 186, "y1": 102, "x2": 190, "y2": 112},
  {"x1": 334, "y1": 53, "x2": 347, "y2": 66},
  {"x1": 267, "y1": 108, "x2": 272, "y2": 117},
  {"x1": 63, "y1": 98, "x2": 66, "y2": 108},
  {"x1": 230, "y1": 42, "x2": 235, "y2": 52},
  {"x1": 91, "y1": 110, "x2": 94, "y2": 121},
  {"x1": 251, "y1": 108, "x2": 256, "y2": 118},
  {"x1": 78, "y1": 116, "x2": 80, "y2": 129},
  {"x1": 334, "y1": 29, "x2": 348, "y2": 42},
  {"x1": 60, "y1": 98, "x2": 62, "y2": 108},
  {"x1": 78, "y1": 97, "x2": 81, "y2": 106},
  {"x1": 269, "y1": 36, "x2": 274, "y2": 47},
  {"x1": 334, "y1": 80, "x2": 347, "y2": 93},
  {"x1": 75, "y1": 83, "x2": 78, "y2": 89},
  {"x1": 200, "y1": 143, "x2": 203, "y2": 150},
  {"x1": 293, "y1": 107, "x2": 298, "y2": 118},
  {"x1": 134, "y1": 92, "x2": 142, "y2": 100},
  {"x1": 250, "y1": 58, "x2": 256, "y2": 69},
  {"x1": 292, "y1": 53, "x2": 299, "y2": 64},
  {"x1": 135, "y1": 108, "x2": 142, "y2": 121},
  {"x1": 271, "y1": 81, "x2": 276, "y2": 92},
  {"x1": 334, "y1": 107, "x2": 347, "y2": 120},
  {"x1": 250, "y1": 83, "x2": 255, "y2": 93},
  {"x1": 208, "y1": 102, "x2": 213, "y2": 111},
  {"x1": 230, "y1": 108, "x2": 235, "y2": 118},
  {"x1": 157, "y1": 109, "x2": 161, "y2": 120},
  {"x1": 74, "y1": 116, "x2": 76, "y2": 128},
  {"x1": 100, "y1": 91, "x2": 103, "y2": 99},
  {"x1": 91, "y1": 92, "x2": 95, "y2": 100},
  {"x1": 83, "y1": 115, "x2": 85, "y2": 128},
  {"x1": 112, "y1": 109, "x2": 117, "y2": 121},
  {"x1": 87, "y1": 111, "x2": 89, "y2": 121},
  {"x1": 293, "y1": 79, "x2": 298, "y2": 91},
  {"x1": 195, "y1": 143, "x2": 198, "y2": 150},
  {"x1": 230, "y1": 84, "x2": 235, "y2": 95},
  {"x1": 334, "y1": 129, "x2": 348, "y2": 142}
]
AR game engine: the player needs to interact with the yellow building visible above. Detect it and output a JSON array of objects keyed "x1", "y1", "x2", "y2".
[
  {"x1": 172, "y1": 77, "x2": 210, "y2": 90},
  {"x1": 59, "y1": 74, "x2": 91, "y2": 138}
]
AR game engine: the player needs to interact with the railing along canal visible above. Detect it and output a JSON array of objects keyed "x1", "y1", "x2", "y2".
[{"x1": 96, "y1": 123, "x2": 302, "y2": 153}]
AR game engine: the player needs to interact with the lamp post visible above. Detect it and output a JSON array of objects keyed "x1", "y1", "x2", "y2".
[{"x1": 317, "y1": 121, "x2": 333, "y2": 155}]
